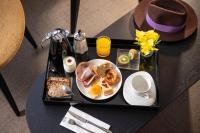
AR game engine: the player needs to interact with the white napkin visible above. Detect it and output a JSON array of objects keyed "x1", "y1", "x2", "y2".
[{"x1": 60, "y1": 106, "x2": 111, "y2": 133}]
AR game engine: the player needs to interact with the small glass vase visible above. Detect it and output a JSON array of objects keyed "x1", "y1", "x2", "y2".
[
  {"x1": 141, "y1": 51, "x2": 154, "y2": 58},
  {"x1": 140, "y1": 51, "x2": 154, "y2": 71}
]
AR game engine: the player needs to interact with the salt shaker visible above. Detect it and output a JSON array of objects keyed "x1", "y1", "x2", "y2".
[{"x1": 73, "y1": 30, "x2": 88, "y2": 55}]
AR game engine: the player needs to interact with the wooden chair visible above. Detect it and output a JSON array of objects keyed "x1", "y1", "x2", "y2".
[
  {"x1": 0, "y1": 0, "x2": 37, "y2": 116},
  {"x1": 0, "y1": 0, "x2": 82, "y2": 116}
]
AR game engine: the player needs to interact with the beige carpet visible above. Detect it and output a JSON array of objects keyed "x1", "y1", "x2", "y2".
[{"x1": 0, "y1": 0, "x2": 200, "y2": 133}]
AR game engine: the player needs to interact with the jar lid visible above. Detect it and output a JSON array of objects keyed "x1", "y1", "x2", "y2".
[{"x1": 74, "y1": 30, "x2": 86, "y2": 41}]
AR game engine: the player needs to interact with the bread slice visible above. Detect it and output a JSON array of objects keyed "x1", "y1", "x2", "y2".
[{"x1": 47, "y1": 77, "x2": 71, "y2": 98}]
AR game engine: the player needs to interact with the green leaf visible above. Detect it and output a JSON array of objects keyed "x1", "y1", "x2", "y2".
[
  {"x1": 134, "y1": 42, "x2": 140, "y2": 45},
  {"x1": 155, "y1": 40, "x2": 161, "y2": 45}
]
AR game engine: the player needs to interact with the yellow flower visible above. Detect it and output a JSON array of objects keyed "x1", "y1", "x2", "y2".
[
  {"x1": 147, "y1": 39, "x2": 154, "y2": 46},
  {"x1": 152, "y1": 47, "x2": 159, "y2": 51},
  {"x1": 136, "y1": 30, "x2": 145, "y2": 38},
  {"x1": 135, "y1": 29, "x2": 160, "y2": 55},
  {"x1": 140, "y1": 41, "x2": 152, "y2": 55},
  {"x1": 140, "y1": 39, "x2": 159, "y2": 55},
  {"x1": 135, "y1": 30, "x2": 146, "y2": 44},
  {"x1": 145, "y1": 30, "x2": 160, "y2": 44}
]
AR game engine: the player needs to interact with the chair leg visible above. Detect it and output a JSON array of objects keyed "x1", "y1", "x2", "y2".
[
  {"x1": 25, "y1": 26, "x2": 38, "y2": 49},
  {"x1": 70, "y1": 0, "x2": 80, "y2": 34},
  {"x1": 0, "y1": 72, "x2": 24, "y2": 116}
]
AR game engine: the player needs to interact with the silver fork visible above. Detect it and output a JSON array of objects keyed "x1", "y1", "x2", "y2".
[{"x1": 68, "y1": 119, "x2": 95, "y2": 133}]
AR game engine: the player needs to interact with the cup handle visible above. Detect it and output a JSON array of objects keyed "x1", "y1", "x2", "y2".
[{"x1": 139, "y1": 92, "x2": 150, "y2": 99}]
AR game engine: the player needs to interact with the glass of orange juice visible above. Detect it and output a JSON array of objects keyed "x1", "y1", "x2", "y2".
[{"x1": 96, "y1": 36, "x2": 111, "y2": 57}]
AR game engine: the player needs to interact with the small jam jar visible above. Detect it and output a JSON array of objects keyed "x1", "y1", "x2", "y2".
[{"x1": 63, "y1": 56, "x2": 76, "y2": 73}]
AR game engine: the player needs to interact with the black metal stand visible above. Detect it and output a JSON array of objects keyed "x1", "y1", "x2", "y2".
[
  {"x1": 70, "y1": 0, "x2": 80, "y2": 34},
  {"x1": 0, "y1": 72, "x2": 24, "y2": 116},
  {"x1": 25, "y1": 26, "x2": 38, "y2": 49}
]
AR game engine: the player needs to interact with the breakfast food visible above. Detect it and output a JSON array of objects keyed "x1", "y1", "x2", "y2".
[
  {"x1": 117, "y1": 54, "x2": 130, "y2": 65},
  {"x1": 100, "y1": 79, "x2": 114, "y2": 96},
  {"x1": 47, "y1": 77, "x2": 71, "y2": 98},
  {"x1": 128, "y1": 49, "x2": 138, "y2": 60},
  {"x1": 88, "y1": 84, "x2": 102, "y2": 98},
  {"x1": 76, "y1": 62, "x2": 97, "y2": 86},
  {"x1": 93, "y1": 63, "x2": 112, "y2": 77},
  {"x1": 76, "y1": 60, "x2": 121, "y2": 99},
  {"x1": 80, "y1": 67, "x2": 96, "y2": 86},
  {"x1": 76, "y1": 62, "x2": 89, "y2": 80},
  {"x1": 104, "y1": 69, "x2": 120, "y2": 85},
  {"x1": 103, "y1": 86, "x2": 113, "y2": 96}
]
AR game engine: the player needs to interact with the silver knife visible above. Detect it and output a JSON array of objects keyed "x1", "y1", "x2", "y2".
[{"x1": 68, "y1": 111, "x2": 112, "y2": 133}]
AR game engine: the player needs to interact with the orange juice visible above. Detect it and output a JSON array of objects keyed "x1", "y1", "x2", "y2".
[{"x1": 96, "y1": 36, "x2": 111, "y2": 57}]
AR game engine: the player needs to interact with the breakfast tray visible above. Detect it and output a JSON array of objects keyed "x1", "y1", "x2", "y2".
[{"x1": 42, "y1": 37, "x2": 160, "y2": 108}]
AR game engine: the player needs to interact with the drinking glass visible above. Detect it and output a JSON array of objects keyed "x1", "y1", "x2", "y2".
[{"x1": 96, "y1": 36, "x2": 111, "y2": 57}]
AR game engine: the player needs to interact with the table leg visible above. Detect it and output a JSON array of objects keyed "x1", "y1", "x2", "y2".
[
  {"x1": 25, "y1": 26, "x2": 38, "y2": 49},
  {"x1": 0, "y1": 72, "x2": 24, "y2": 116},
  {"x1": 70, "y1": 0, "x2": 80, "y2": 34}
]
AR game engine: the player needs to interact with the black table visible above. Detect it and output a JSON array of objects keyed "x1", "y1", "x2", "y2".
[{"x1": 26, "y1": 0, "x2": 200, "y2": 132}]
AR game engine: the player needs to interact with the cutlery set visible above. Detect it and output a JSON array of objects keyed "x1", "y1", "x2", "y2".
[{"x1": 68, "y1": 111, "x2": 112, "y2": 133}]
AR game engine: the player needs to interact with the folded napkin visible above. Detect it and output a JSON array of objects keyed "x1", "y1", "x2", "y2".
[{"x1": 60, "y1": 106, "x2": 111, "y2": 133}]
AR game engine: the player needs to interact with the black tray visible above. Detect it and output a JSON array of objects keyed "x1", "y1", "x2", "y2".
[{"x1": 42, "y1": 37, "x2": 160, "y2": 108}]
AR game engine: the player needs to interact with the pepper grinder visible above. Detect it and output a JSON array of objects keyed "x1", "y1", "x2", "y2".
[{"x1": 73, "y1": 30, "x2": 89, "y2": 62}]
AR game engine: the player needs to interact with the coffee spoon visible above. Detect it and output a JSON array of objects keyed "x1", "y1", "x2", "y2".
[{"x1": 62, "y1": 85, "x2": 74, "y2": 96}]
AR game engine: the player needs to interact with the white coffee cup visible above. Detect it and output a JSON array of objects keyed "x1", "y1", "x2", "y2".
[{"x1": 131, "y1": 75, "x2": 151, "y2": 98}]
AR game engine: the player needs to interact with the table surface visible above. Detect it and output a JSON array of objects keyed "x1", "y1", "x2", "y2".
[
  {"x1": 26, "y1": 0, "x2": 200, "y2": 132},
  {"x1": 0, "y1": 0, "x2": 25, "y2": 69}
]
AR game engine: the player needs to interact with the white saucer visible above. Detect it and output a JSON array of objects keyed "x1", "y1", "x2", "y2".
[{"x1": 123, "y1": 71, "x2": 156, "y2": 106}]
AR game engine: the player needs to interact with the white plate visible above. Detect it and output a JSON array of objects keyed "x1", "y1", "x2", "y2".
[
  {"x1": 123, "y1": 71, "x2": 156, "y2": 106},
  {"x1": 76, "y1": 59, "x2": 122, "y2": 100}
]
